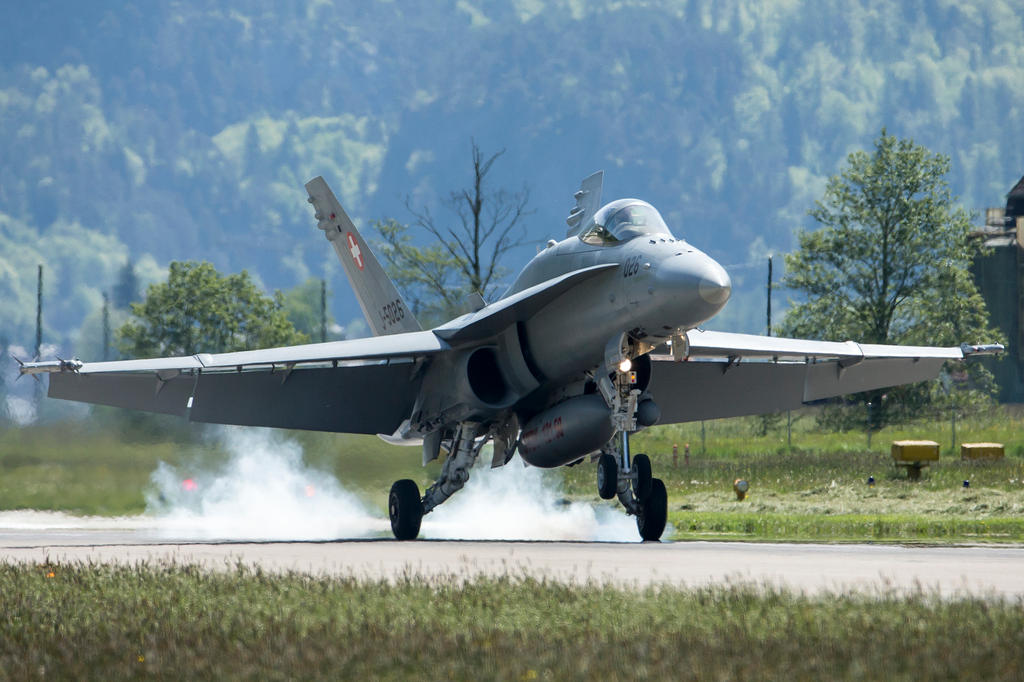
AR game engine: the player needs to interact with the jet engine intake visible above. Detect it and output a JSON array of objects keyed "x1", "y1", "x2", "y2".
[
  {"x1": 518, "y1": 394, "x2": 615, "y2": 468},
  {"x1": 465, "y1": 346, "x2": 511, "y2": 406}
]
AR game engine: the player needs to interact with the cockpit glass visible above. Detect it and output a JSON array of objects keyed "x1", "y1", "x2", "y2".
[
  {"x1": 582, "y1": 201, "x2": 673, "y2": 245},
  {"x1": 605, "y1": 204, "x2": 671, "y2": 240},
  {"x1": 580, "y1": 224, "x2": 619, "y2": 245}
]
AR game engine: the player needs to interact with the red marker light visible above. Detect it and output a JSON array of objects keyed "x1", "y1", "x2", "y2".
[
  {"x1": 305, "y1": 485, "x2": 316, "y2": 498},
  {"x1": 183, "y1": 478, "x2": 197, "y2": 492}
]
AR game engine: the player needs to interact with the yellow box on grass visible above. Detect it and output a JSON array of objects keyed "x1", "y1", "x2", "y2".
[
  {"x1": 891, "y1": 440, "x2": 940, "y2": 462},
  {"x1": 960, "y1": 442, "x2": 1004, "y2": 460}
]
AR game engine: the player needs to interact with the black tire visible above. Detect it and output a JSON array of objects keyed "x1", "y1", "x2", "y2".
[
  {"x1": 389, "y1": 479, "x2": 423, "y2": 540},
  {"x1": 597, "y1": 454, "x2": 618, "y2": 500},
  {"x1": 637, "y1": 478, "x2": 667, "y2": 542},
  {"x1": 633, "y1": 454, "x2": 652, "y2": 502}
]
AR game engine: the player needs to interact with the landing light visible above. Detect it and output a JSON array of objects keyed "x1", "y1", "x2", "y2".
[{"x1": 618, "y1": 358, "x2": 632, "y2": 373}]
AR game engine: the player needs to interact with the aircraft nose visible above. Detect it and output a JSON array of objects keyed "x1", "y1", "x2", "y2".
[{"x1": 698, "y1": 259, "x2": 732, "y2": 305}]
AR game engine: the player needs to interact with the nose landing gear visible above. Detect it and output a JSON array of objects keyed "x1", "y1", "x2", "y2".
[{"x1": 595, "y1": 366, "x2": 668, "y2": 541}]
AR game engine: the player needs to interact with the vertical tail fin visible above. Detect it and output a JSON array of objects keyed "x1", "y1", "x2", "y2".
[
  {"x1": 565, "y1": 170, "x2": 604, "y2": 238},
  {"x1": 305, "y1": 176, "x2": 422, "y2": 336}
]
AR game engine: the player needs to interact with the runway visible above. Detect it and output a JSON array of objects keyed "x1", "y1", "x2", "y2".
[{"x1": 1, "y1": 513, "x2": 1022, "y2": 597}]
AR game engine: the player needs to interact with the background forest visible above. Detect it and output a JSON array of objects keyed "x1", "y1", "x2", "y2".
[{"x1": 1, "y1": 0, "x2": 1022, "y2": 362}]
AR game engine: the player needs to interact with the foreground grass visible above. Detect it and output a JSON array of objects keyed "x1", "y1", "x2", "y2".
[{"x1": 1, "y1": 563, "x2": 1022, "y2": 681}]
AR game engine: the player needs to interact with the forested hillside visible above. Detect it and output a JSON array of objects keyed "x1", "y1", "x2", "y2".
[{"x1": 2, "y1": 0, "x2": 1022, "y2": 353}]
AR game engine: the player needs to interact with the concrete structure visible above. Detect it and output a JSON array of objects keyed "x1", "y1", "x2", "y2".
[{"x1": 971, "y1": 175, "x2": 1024, "y2": 402}]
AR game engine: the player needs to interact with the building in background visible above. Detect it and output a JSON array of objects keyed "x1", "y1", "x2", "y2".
[{"x1": 971, "y1": 176, "x2": 1024, "y2": 402}]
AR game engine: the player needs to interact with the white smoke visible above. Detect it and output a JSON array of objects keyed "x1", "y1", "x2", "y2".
[
  {"x1": 423, "y1": 458, "x2": 640, "y2": 542},
  {"x1": 4, "y1": 395, "x2": 37, "y2": 426},
  {"x1": 145, "y1": 427, "x2": 387, "y2": 540},
  {"x1": 137, "y1": 428, "x2": 655, "y2": 543}
]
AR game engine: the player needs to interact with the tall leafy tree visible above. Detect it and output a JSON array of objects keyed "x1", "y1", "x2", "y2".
[
  {"x1": 117, "y1": 261, "x2": 307, "y2": 359},
  {"x1": 781, "y1": 130, "x2": 1002, "y2": 428},
  {"x1": 374, "y1": 140, "x2": 530, "y2": 326}
]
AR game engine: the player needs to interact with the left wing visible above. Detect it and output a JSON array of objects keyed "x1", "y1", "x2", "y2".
[
  {"x1": 649, "y1": 330, "x2": 1001, "y2": 424},
  {"x1": 23, "y1": 331, "x2": 447, "y2": 435}
]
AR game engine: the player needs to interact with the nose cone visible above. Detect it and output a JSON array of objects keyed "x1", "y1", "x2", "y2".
[{"x1": 698, "y1": 260, "x2": 732, "y2": 305}]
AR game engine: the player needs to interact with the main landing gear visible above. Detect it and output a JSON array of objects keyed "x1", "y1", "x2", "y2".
[
  {"x1": 596, "y1": 366, "x2": 668, "y2": 542},
  {"x1": 388, "y1": 422, "x2": 487, "y2": 541},
  {"x1": 597, "y1": 436, "x2": 668, "y2": 541}
]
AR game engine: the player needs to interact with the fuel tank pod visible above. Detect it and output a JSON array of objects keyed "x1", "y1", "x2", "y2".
[{"x1": 517, "y1": 394, "x2": 615, "y2": 468}]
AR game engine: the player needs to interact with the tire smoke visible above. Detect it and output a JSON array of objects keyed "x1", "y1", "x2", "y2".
[
  {"x1": 423, "y1": 458, "x2": 641, "y2": 542},
  {"x1": 141, "y1": 428, "x2": 653, "y2": 542},
  {"x1": 145, "y1": 427, "x2": 387, "y2": 540}
]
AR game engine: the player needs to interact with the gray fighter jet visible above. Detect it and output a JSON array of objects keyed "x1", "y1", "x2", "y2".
[{"x1": 21, "y1": 172, "x2": 1002, "y2": 541}]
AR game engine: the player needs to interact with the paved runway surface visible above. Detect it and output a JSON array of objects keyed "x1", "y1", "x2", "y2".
[{"x1": 1, "y1": 516, "x2": 1022, "y2": 597}]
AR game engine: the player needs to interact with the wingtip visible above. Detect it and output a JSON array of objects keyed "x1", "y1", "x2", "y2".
[{"x1": 960, "y1": 342, "x2": 1004, "y2": 357}]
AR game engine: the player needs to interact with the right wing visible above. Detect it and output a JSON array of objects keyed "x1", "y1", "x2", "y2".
[
  {"x1": 24, "y1": 331, "x2": 447, "y2": 435},
  {"x1": 305, "y1": 176, "x2": 421, "y2": 336}
]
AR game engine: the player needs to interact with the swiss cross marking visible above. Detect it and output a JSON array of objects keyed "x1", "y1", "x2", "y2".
[{"x1": 346, "y1": 232, "x2": 364, "y2": 270}]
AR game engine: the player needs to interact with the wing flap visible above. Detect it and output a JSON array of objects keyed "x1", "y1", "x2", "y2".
[
  {"x1": 648, "y1": 361, "x2": 807, "y2": 423},
  {"x1": 649, "y1": 356, "x2": 949, "y2": 424},
  {"x1": 803, "y1": 357, "x2": 947, "y2": 402},
  {"x1": 50, "y1": 362, "x2": 419, "y2": 434},
  {"x1": 48, "y1": 371, "x2": 196, "y2": 416},
  {"x1": 188, "y1": 363, "x2": 419, "y2": 434}
]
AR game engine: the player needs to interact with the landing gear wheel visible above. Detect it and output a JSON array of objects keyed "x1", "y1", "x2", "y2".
[
  {"x1": 389, "y1": 479, "x2": 423, "y2": 540},
  {"x1": 636, "y1": 478, "x2": 667, "y2": 542},
  {"x1": 632, "y1": 454, "x2": 652, "y2": 502},
  {"x1": 597, "y1": 454, "x2": 618, "y2": 500}
]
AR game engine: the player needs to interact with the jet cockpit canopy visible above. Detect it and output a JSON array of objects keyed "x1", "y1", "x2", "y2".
[{"x1": 581, "y1": 199, "x2": 673, "y2": 245}]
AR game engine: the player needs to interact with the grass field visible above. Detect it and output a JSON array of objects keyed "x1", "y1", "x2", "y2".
[
  {"x1": 1, "y1": 562, "x2": 1022, "y2": 680},
  {"x1": 1, "y1": 405, "x2": 1023, "y2": 542}
]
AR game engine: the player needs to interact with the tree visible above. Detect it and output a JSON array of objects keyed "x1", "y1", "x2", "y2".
[
  {"x1": 281, "y1": 277, "x2": 334, "y2": 342},
  {"x1": 117, "y1": 261, "x2": 307, "y2": 359},
  {"x1": 781, "y1": 130, "x2": 1002, "y2": 429},
  {"x1": 375, "y1": 140, "x2": 530, "y2": 325}
]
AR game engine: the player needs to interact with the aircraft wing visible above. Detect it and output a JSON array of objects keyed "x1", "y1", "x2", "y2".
[
  {"x1": 649, "y1": 330, "x2": 1001, "y2": 424},
  {"x1": 26, "y1": 331, "x2": 447, "y2": 435}
]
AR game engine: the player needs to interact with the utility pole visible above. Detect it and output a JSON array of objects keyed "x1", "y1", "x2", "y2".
[
  {"x1": 766, "y1": 255, "x2": 773, "y2": 336},
  {"x1": 320, "y1": 279, "x2": 327, "y2": 343},
  {"x1": 102, "y1": 292, "x2": 111, "y2": 361},
  {"x1": 35, "y1": 264, "x2": 43, "y2": 360},
  {"x1": 951, "y1": 405, "x2": 958, "y2": 454},
  {"x1": 35, "y1": 264, "x2": 43, "y2": 405}
]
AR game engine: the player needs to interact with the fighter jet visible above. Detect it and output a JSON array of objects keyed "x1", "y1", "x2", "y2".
[{"x1": 21, "y1": 172, "x2": 1002, "y2": 541}]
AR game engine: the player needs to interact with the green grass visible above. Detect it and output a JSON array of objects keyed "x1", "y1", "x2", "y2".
[
  {"x1": 634, "y1": 405, "x2": 1024, "y2": 460},
  {"x1": 3, "y1": 406, "x2": 1024, "y2": 543},
  {"x1": 1, "y1": 562, "x2": 1022, "y2": 680}
]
